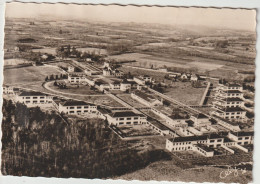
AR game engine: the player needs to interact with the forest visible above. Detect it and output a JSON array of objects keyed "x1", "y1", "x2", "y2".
[{"x1": 1, "y1": 99, "x2": 171, "y2": 178}]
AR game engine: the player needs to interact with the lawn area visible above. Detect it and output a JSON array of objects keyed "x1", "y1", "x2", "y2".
[
  {"x1": 48, "y1": 83, "x2": 102, "y2": 95},
  {"x1": 164, "y1": 81, "x2": 206, "y2": 105},
  {"x1": 118, "y1": 125, "x2": 159, "y2": 137},
  {"x1": 4, "y1": 65, "x2": 62, "y2": 85}
]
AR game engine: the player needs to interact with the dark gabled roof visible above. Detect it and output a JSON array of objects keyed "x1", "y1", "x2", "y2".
[
  {"x1": 149, "y1": 120, "x2": 171, "y2": 131},
  {"x1": 133, "y1": 90, "x2": 156, "y2": 102},
  {"x1": 222, "y1": 97, "x2": 243, "y2": 102},
  {"x1": 224, "y1": 107, "x2": 245, "y2": 112},
  {"x1": 231, "y1": 131, "x2": 254, "y2": 137},
  {"x1": 109, "y1": 111, "x2": 141, "y2": 118},
  {"x1": 19, "y1": 91, "x2": 47, "y2": 96},
  {"x1": 193, "y1": 113, "x2": 208, "y2": 119},
  {"x1": 224, "y1": 137, "x2": 234, "y2": 143},
  {"x1": 168, "y1": 135, "x2": 208, "y2": 142},
  {"x1": 97, "y1": 107, "x2": 111, "y2": 114},
  {"x1": 207, "y1": 133, "x2": 223, "y2": 139},
  {"x1": 196, "y1": 144, "x2": 214, "y2": 152},
  {"x1": 224, "y1": 90, "x2": 242, "y2": 94},
  {"x1": 226, "y1": 83, "x2": 241, "y2": 87},
  {"x1": 61, "y1": 100, "x2": 93, "y2": 106}
]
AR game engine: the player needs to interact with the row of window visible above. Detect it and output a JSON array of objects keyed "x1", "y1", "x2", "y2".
[
  {"x1": 118, "y1": 121, "x2": 139, "y2": 125},
  {"x1": 67, "y1": 106, "x2": 95, "y2": 109},
  {"x1": 116, "y1": 117, "x2": 139, "y2": 121},
  {"x1": 23, "y1": 96, "x2": 46, "y2": 99}
]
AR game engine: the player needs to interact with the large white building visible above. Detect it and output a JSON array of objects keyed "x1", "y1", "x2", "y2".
[
  {"x1": 16, "y1": 91, "x2": 53, "y2": 105},
  {"x1": 165, "y1": 134, "x2": 225, "y2": 157},
  {"x1": 105, "y1": 111, "x2": 147, "y2": 126},
  {"x1": 211, "y1": 83, "x2": 246, "y2": 121},
  {"x1": 228, "y1": 131, "x2": 254, "y2": 145},
  {"x1": 54, "y1": 99, "x2": 97, "y2": 115}
]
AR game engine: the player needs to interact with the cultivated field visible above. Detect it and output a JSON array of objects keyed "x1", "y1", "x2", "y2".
[
  {"x1": 4, "y1": 58, "x2": 31, "y2": 66},
  {"x1": 3, "y1": 65, "x2": 62, "y2": 85},
  {"x1": 164, "y1": 82, "x2": 206, "y2": 105}
]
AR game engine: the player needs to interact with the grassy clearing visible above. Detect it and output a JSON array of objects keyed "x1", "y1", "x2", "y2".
[
  {"x1": 3, "y1": 65, "x2": 62, "y2": 85},
  {"x1": 164, "y1": 81, "x2": 206, "y2": 105}
]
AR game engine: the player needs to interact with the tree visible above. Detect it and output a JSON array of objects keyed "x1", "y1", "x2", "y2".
[{"x1": 45, "y1": 76, "x2": 48, "y2": 82}]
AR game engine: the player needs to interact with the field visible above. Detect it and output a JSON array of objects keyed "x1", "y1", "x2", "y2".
[
  {"x1": 32, "y1": 47, "x2": 56, "y2": 55},
  {"x1": 4, "y1": 58, "x2": 31, "y2": 66},
  {"x1": 3, "y1": 65, "x2": 62, "y2": 85},
  {"x1": 77, "y1": 47, "x2": 107, "y2": 55},
  {"x1": 164, "y1": 81, "x2": 206, "y2": 105},
  {"x1": 115, "y1": 161, "x2": 252, "y2": 184}
]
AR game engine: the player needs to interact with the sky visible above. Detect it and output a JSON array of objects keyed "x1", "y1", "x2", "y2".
[{"x1": 5, "y1": 2, "x2": 256, "y2": 31}]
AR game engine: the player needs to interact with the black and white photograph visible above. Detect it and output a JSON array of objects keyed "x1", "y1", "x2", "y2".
[{"x1": 0, "y1": 2, "x2": 257, "y2": 184}]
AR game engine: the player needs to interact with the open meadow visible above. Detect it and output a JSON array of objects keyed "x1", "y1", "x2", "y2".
[{"x1": 3, "y1": 65, "x2": 62, "y2": 85}]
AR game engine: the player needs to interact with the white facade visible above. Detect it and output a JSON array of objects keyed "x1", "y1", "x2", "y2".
[
  {"x1": 228, "y1": 132, "x2": 254, "y2": 145},
  {"x1": 17, "y1": 91, "x2": 53, "y2": 105},
  {"x1": 106, "y1": 111, "x2": 147, "y2": 126},
  {"x1": 133, "y1": 77, "x2": 146, "y2": 85},
  {"x1": 57, "y1": 100, "x2": 97, "y2": 115}
]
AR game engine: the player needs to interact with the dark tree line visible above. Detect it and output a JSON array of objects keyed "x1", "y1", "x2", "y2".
[{"x1": 1, "y1": 99, "x2": 170, "y2": 178}]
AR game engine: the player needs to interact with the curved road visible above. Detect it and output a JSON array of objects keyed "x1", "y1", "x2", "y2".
[{"x1": 43, "y1": 81, "x2": 106, "y2": 97}]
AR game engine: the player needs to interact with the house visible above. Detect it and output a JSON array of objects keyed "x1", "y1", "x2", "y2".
[
  {"x1": 131, "y1": 90, "x2": 163, "y2": 107},
  {"x1": 120, "y1": 81, "x2": 132, "y2": 92},
  {"x1": 212, "y1": 83, "x2": 246, "y2": 121},
  {"x1": 95, "y1": 79, "x2": 110, "y2": 91},
  {"x1": 16, "y1": 91, "x2": 53, "y2": 105},
  {"x1": 142, "y1": 75, "x2": 152, "y2": 83},
  {"x1": 85, "y1": 76, "x2": 95, "y2": 86},
  {"x1": 147, "y1": 120, "x2": 177, "y2": 137},
  {"x1": 180, "y1": 73, "x2": 190, "y2": 80},
  {"x1": 106, "y1": 111, "x2": 147, "y2": 126},
  {"x1": 211, "y1": 107, "x2": 246, "y2": 120},
  {"x1": 3, "y1": 85, "x2": 14, "y2": 94},
  {"x1": 190, "y1": 113, "x2": 211, "y2": 127},
  {"x1": 228, "y1": 131, "x2": 254, "y2": 145},
  {"x1": 109, "y1": 81, "x2": 121, "y2": 90},
  {"x1": 133, "y1": 77, "x2": 146, "y2": 85},
  {"x1": 103, "y1": 67, "x2": 112, "y2": 76},
  {"x1": 191, "y1": 74, "x2": 200, "y2": 82},
  {"x1": 165, "y1": 135, "x2": 217, "y2": 157},
  {"x1": 68, "y1": 66, "x2": 75, "y2": 73},
  {"x1": 68, "y1": 74, "x2": 86, "y2": 84},
  {"x1": 55, "y1": 99, "x2": 97, "y2": 115}
]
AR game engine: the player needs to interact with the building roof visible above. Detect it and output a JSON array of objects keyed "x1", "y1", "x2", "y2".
[
  {"x1": 231, "y1": 131, "x2": 254, "y2": 137},
  {"x1": 19, "y1": 91, "x2": 47, "y2": 96},
  {"x1": 226, "y1": 83, "x2": 242, "y2": 87},
  {"x1": 97, "y1": 107, "x2": 111, "y2": 114},
  {"x1": 224, "y1": 137, "x2": 234, "y2": 143},
  {"x1": 207, "y1": 133, "x2": 223, "y2": 139},
  {"x1": 133, "y1": 90, "x2": 157, "y2": 103},
  {"x1": 168, "y1": 135, "x2": 208, "y2": 142},
  {"x1": 224, "y1": 107, "x2": 245, "y2": 112},
  {"x1": 61, "y1": 100, "x2": 94, "y2": 106},
  {"x1": 109, "y1": 111, "x2": 141, "y2": 118},
  {"x1": 221, "y1": 97, "x2": 244, "y2": 102},
  {"x1": 224, "y1": 90, "x2": 242, "y2": 94},
  {"x1": 149, "y1": 120, "x2": 171, "y2": 131},
  {"x1": 196, "y1": 144, "x2": 214, "y2": 152},
  {"x1": 192, "y1": 113, "x2": 208, "y2": 119}
]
